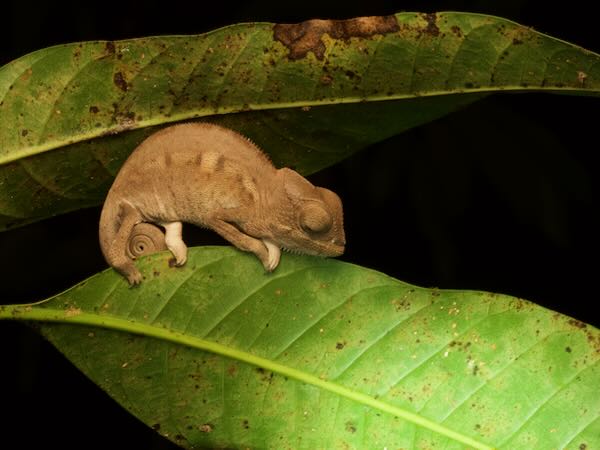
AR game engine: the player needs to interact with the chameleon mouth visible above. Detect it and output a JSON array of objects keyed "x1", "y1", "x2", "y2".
[
  {"x1": 281, "y1": 241, "x2": 344, "y2": 257},
  {"x1": 327, "y1": 243, "x2": 345, "y2": 257}
]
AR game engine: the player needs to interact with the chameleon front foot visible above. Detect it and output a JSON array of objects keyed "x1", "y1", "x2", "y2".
[
  {"x1": 163, "y1": 221, "x2": 188, "y2": 267},
  {"x1": 113, "y1": 260, "x2": 143, "y2": 286},
  {"x1": 262, "y1": 239, "x2": 281, "y2": 272},
  {"x1": 127, "y1": 270, "x2": 144, "y2": 286}
]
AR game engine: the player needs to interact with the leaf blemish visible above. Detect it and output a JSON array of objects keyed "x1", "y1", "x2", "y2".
[
  {"x1": 421, "y1": 13, "x2": 440, "y2": 37},
  {"x1": 450, "y1": 25, "x2": 463, "y2": 37},
  {"x1": 199, "y1": 423, "x2": 213, "y2": 433},
  {"x1": 273, "y1": 15, "x2": 399, "y2": 60},
  {"x1": 568, "y1": 318, "x2": 587, "y2": 329},
  {"x1": 65, "y1": 306, "x2": 82, "y2": 317},
  {"x1": 113, "y1": 72, "x2": 129, "y2": 92},
  {"x1": 105, "y1": 41, "x2": 116, "y2": 55}
]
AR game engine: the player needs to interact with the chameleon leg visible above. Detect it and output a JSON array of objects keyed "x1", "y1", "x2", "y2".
[
  {"x1": 162, "y1": 221, "x2": 188, "y2": 266},
  {"x1": 108, "y1": 202, "x2": 144, "y2": 285},
  {"x1": 262, "y1": 239, "x2": 281, "y2": 271},
  {"x1": 206, "y1": 218, "x2": 280, "y2": 272}
]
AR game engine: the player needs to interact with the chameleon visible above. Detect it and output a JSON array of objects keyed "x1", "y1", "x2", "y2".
[{"x1": 99, "y1": 123, "x2": 345, "y2": 285}]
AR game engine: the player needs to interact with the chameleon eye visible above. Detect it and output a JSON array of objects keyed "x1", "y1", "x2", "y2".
[{"x1": 299, "y1": 203, "x2": 333, "y2": 234}]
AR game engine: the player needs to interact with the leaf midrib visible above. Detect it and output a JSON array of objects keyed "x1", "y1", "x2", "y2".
[
  {"x1": 3, "y1": 85, "x2": 599, "y2": 169},
  {"x1": 0, "y1": 304, "x2": 494, "y2": 449}
]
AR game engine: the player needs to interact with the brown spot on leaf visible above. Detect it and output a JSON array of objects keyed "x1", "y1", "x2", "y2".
[
  {"x1": 199, "y1": 423, "x2": 213, "y2": 433},
  {"x1": 568, "y1": 319, "x2": 587, "y2": 329},
  {"x1": 89, "y1": 105, "x2": 99, "y2": 114},
  {"x1": 336, "y1": 342, "x2": 345, "y2": 350},
  {"x1": 421, "y1": 13, "x2": 440, "y2": 37},
  {"x1": 450, "y1": 25, "x2": 463, "y2": 38},
  {"x1": 21, "y1": 129, "x2": 28, "y2": 137},
  {"x1": 273, "y1": 15, "x2": 399, "y2": 60},
  {"x1": 586, "y1": 332, "x2": 600, "y2": 354},
  {"x1": 320, "y1": 74, "x2": 333, "y2": 85},
  {"x1": 113, "y1": 72, "x2": 128, "y2": 91},
  {"x1": 65, "y1": 306, "x2": 82, "y2": 317},
  {"x1": 105, "y1": 41, "x2": 116, "y2": 55},
  {"x1": 19, "y1": 68, "x2": 33, "y2": 82}
]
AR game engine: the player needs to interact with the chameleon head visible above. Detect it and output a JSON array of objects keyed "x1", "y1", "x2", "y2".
[{"x1": 269, "y1": 168, "x2": 345, "y2": 257}]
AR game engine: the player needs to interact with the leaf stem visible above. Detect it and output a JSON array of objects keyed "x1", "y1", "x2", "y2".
[{"x1": 1, "y1": 304, "x2": 495, "y2": 450}]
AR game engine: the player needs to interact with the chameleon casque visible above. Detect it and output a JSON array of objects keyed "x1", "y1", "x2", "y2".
[{"x1": 99, "y1": 123, "x2": 345, "y2": 285}]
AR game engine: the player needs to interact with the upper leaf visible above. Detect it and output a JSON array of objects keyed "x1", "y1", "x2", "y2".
[
  {"x1": 1, "y1": 12, "x2": 599, "y2": 230},
  {"x1": 2, "y1": 247, "x2": 599, "y2": 449}
]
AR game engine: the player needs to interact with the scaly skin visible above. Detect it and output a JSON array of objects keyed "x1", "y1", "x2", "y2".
[{"x1": 99, "y1": 123, "x2": 345, "y2": 285}]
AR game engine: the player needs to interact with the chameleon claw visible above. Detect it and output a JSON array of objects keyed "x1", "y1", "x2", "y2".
[{"x1": 262, "y1": 239, "x2": 281, "y2": 272}]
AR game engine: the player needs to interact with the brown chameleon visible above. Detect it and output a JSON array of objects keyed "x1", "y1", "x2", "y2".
[{"x1": 99, "y1": 123, "x2": 345, "y2": 285}]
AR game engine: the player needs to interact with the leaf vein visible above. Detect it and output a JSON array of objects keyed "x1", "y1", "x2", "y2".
[
  {"x1": 38, "y1": 53, "x2": 102, "y2": 143},
  {"x1": 219, "y1": 28, "x2": 261, "y2": 99},
  {"x1": 561, "y1": 412, "x2": 600, "y2": 450},
  {"x1": 152, "y1": 256, "x2": 229, "y2": 324},
  {"x1": 500, "y1": 358, "x2": 600, "y2": 447},
  {"x1": 271, "y1": 282, "x2": 396, "y2": 360},
  {"x1": 332, "y1": 297, "x2": 441, "y2": 383},
  {"x1": 440, "y1": 329, "x2": 568, "y2": 424},
  {"x1": 201, "y1": 264, "x2": 317, "y2": 337}
]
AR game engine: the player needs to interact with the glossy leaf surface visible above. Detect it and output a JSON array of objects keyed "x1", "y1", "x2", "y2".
[
  {"x1": 2, "y1": 247, "x2": 598, "y2": 449},
  {"x1": 1, "y1": 12, "x2": 599, "y2": 230}
]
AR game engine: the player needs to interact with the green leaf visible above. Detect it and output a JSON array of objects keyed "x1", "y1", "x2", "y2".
[
  {"x1": 1, "y1": 12, "x2": 599, "y2": 230},
  {"x1": 2, "y1": 247, "x2": 598, "y2": 449}
]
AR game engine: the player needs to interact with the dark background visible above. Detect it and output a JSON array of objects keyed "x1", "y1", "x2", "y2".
[{"x1": 1, "y1": 1, "x2": 598, "y2": 448}]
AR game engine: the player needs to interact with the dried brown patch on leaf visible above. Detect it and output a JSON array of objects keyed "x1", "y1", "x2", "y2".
[
  {"x1": 273, "y1": 15, "x2": 399, "y2": 60},
  {"x1": 421, "y1": 13, "x2": 440, "y2": 37},
  {"x1": 450, "y1": 25, "x2": 463, "y2": 38},
  {"x1": 113, "y1": 72, "x2": 129, "y2": 92},
  {"x1": 105, "y1": 41, "x2": 116, "y2": 55}
]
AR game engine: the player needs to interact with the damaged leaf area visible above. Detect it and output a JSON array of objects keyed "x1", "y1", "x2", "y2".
[
  {"x1": 1, "y1": 12, "x2": 599, "y2": 230},
  {"x1": 1, "y1": 247, "x2": 599, "y2": 449},
  {"x1": 273, "y1": 15, "x2": 400, "y2": 60}
]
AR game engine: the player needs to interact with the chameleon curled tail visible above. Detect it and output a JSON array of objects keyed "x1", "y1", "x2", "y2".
[{"x1": 126, "y1": 223, "x2": 167, "y2": 260}]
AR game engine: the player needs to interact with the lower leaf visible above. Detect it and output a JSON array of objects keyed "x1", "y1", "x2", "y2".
[{"x1": 1, "y1": 247, "x2": 598, "y2": 449}]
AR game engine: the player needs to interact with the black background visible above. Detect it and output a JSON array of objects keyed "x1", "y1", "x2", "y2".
[{"x1": 1, "y1": 1, "x2": 598, "y2": 449}]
